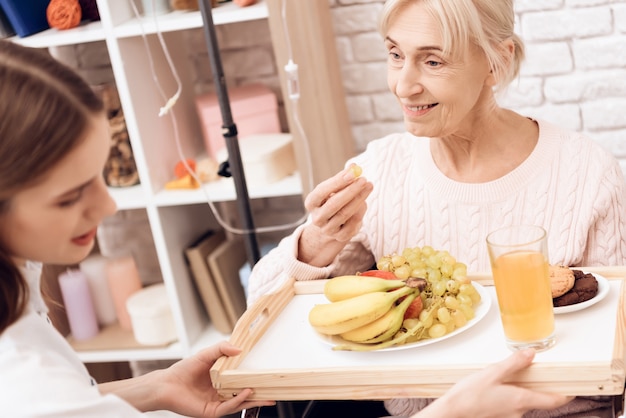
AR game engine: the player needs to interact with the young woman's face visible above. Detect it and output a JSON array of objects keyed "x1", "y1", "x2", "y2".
[
  {"x1": 0, "y1": 114, "x2": 117, "y2": 266},
  {"x1": 385, "y1": 2, "x2": 494, "y2": 138}
]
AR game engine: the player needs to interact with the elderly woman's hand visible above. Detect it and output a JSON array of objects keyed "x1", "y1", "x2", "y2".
[{"x1": 298, "y1": 164, "x2": 373, "y2": 267}]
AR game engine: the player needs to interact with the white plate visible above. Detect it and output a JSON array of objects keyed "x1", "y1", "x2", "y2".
[
  {"x1": 553, "y1": 272, "x2": 610, "y2": 314},
  {"x1": 315, "y1": 282, "x2": 492, "y2": 352}
]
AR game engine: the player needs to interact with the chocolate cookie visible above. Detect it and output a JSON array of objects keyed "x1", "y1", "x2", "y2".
[{"x1": 552, "y1": 270, "x2": 598, "y2": 307}]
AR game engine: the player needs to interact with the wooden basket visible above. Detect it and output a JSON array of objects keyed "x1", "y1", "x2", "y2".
[{"x1": 211, "y1": 267, "x2": 626, "y2": 401}]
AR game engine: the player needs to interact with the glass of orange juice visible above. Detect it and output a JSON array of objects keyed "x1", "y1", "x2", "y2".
[{"x1": 486, "y1": 225, "x2": 555, "y2": 351}]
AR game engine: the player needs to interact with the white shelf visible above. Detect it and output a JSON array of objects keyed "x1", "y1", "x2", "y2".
[
  {"x1": 108, "y1": 184, "x2": 148, "y2": 210},
  {"x1": 113, "y1": 0, "x2": 268, "y2": 38},
  {"x1": 75, "y1": 323, "x2": 230, "y2": 362},
  {"x1": 9, "y1": 20, "x2": 106, "y2": 48},
  {"x1": 76, "y1": 343, "x2": 185, "y2": 363},
  {"x1": 190, "y1": 325, "x2": 231, "y2": 354},
  {"x1": 7, "y1": 1, "x2": 267, "y2": 48},
  {"x1": 153, "y1": 172, "x2": 302, "y2": 207}
]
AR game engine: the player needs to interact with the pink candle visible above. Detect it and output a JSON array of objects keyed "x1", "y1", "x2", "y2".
[
  {"x1": 79, "y1": 255, "x2": 117, "y2": 326},
  {"x1": 106, "y1": 256, "x2": 143, "y2": 330},
  {"x1": 58, "y1": 269, "x2": 99, "y2": 340}
]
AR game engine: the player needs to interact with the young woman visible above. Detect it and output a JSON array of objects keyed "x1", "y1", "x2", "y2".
[{"x1": 0, "y1": 39, "x2": 274, "y2": 417}]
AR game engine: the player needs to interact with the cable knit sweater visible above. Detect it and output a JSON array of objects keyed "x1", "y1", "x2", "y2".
[{"x1": 246, "y1": 120, "x2": 626, "y2": 417}]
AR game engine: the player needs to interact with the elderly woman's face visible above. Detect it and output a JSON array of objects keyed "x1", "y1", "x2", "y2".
[{"x1": 385, "y1": 2, "x2": 494, "y2": 138}]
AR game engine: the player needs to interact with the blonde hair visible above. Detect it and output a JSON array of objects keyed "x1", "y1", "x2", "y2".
[{"x1": 379, "y1": 0, "x2": 525, "y2": 90}]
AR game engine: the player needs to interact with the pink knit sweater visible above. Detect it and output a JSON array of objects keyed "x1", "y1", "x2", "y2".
[
  {"x1": 248, "y1": 120, "x2": 626, "y2": 305},
  {"x1": 247, "y1": 119, "x2": 626, "y2": 417}
]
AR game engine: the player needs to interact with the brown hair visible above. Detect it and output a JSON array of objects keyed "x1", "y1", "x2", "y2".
[
  {"x1": 379, "y1": 0, "x2": 525, "y2": 91},
  {"x1": 0, "y1": 40, "x2": 104, "y2": 334}
]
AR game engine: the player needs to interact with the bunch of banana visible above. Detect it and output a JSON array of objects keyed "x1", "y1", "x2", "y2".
[
  {"x1": 323, "y1": 274, "x2": 406, "y2": 302},
  {"x1": 309, "y1": 275, "x2": 420, "y2": 343},
  {"x1": 339, "y1": 292, "x2": 416, "y2": 343}
]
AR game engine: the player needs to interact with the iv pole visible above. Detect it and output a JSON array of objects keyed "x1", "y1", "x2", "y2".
[{"x1": 197, "y1": 0, "x2": 261, "y2": 267}]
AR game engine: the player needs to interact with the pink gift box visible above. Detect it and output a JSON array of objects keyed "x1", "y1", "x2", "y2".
[{"x1": 195, "y1": 83, "x2": 281, "y2": 159}]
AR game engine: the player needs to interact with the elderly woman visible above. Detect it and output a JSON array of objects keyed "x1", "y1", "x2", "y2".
[{"x1": 248, "y1": 0, "x2": 626, "y2": 417}]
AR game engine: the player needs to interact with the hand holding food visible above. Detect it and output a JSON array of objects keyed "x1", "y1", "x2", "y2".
[
  {"x1": 298, "y1": 164, "x2": 373, "y2": 266},
  {"x1": 303, "y1": 163, "x2": 371, "y2": 241}
]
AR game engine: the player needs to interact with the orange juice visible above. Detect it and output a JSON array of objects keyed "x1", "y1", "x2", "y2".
[{"x1": 491, "y1": 250, "x2": 554, "y2": 342}]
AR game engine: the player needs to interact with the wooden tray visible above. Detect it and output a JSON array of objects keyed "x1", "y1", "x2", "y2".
[{"x1": 211, "y1": 266, "x2": 626, "y2": 401}]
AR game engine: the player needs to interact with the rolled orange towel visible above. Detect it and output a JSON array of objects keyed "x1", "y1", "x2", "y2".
[{"x1": 47, "y1": 0, "x2": 82, "y2": 30}]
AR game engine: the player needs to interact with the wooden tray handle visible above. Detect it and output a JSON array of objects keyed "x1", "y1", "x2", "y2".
[{"x1": 211, "y1": 277, "x2": 296, "y2": 385}]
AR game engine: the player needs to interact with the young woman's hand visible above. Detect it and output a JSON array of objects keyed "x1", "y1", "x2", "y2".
[
  {"x1": 156, "y1": 341, "x2": 275, "y2": 417},
  {"x1": 298, "y1": 164, "x2": 373, "y2": 266},
  {"x1": 101, "y1": 341, "x2": 274, "y2": 417},
  {"x1": 416, "y1": 349, "x2": 573, "y2": 418}
]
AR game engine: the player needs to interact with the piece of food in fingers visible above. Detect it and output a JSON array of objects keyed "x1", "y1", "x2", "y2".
[{"x1": 349, "y1": 164, "x2": 362, "y2": 178}]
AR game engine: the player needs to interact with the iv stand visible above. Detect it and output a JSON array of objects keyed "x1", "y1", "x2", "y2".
[
  {"x1": 197, "y1": 3, "x2": 301, "y2": 418},
  {"x1": 198, "y1": 0, "x2": 261, "y2": 267}
]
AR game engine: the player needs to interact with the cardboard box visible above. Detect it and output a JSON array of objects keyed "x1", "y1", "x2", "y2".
[
  {"x1": 195, "y1": 83, "x2": 281, "y2": 159},
  {"x1": 216, "y1": 133, "x2": 296, "y2": 187},
  {"x1": 0, "y1": 0, "x2": 49, "y2": 37}
]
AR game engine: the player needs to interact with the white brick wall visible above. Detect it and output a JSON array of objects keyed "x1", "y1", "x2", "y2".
[{"x1": 328, "y1": 0, "x2": 626, "y2": 174}]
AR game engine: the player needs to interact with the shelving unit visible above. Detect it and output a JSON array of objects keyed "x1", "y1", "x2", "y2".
[{"x1": 10, "y1": 0, "x2": 353, "y2": 364}]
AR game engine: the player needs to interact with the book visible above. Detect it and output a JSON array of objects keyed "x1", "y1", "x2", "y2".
[
  {"x1": 206, "y1": 236, "x2": 248, "y2": 328},
  {"x1": 184, "y1": 230, "x2": 233, "y2": 334}
]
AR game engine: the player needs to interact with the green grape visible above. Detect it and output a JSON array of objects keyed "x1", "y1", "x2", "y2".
[
  {"x1": 391, "y1": 255, "x2": 406, "y2": 267},
  {"x1": 446, "y1": 279, "x2": 460, "y2": 293},
  {"x1": 394, "y1": 264, "x2": 411, "y2": 280},
  {"x1": 459, "y1": 283, "x2": 473, "y2": 294},
  {"x1": 458, "y1": 293, "x2": 472, "y2": 306},
  {"x1": 377, "y1": 257, "x2": 393, "y2": 271},
  {"x1": 432, "y1": 280, "x2": 446, "y2": 296},
  {"x1": 428, "y1": 323, "x2": 446, "y2": 338},
  {"x1": 402, "y1": 247, "x2": 414, "y2": 259},
  {"x1": 419, "y1": 309, "x2": 434, "y2": 328},
  {"x1": 421, "y1": 245, "x2": 435, "y2": 257},
  {"x1": 452, "y1": 263, "x2": 467, "y2": 279},
  {"x1": 437, "y1": 307, "x2": 451, "y2": 323},
  {"x1": 441, "y1": 254, "x2": 456, "y2": 266},
  {"x1": 452, "y1": 310, "x2": 467, "y2": 328},
  {"x1": 440, "y1": 263, "x2": 453, "y2": 277},
  {"x1": 459, "y1": 304, "x2": 475, "y2": 320},
  {"x1": 444, "y1": 295, "x2": 460, "y2": 310},
  {"x1": 403, "y1": 318, "x2": 420, "y2": 329},
  {"x1": 451, "y1": 310, "x2": 467, "y2": 328},
  {"x1": 427, "y1": 268, "x2": 442, "y2": 282},
  {"x1": 411, "y1": 268, "x2": 427, "y2": 278},
  {"x1": 445, "y1": 319, "x2": 456, "y2": 333},
  {"x1": 427, "y1": 254, "x2": 442, "y2": 269}
]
